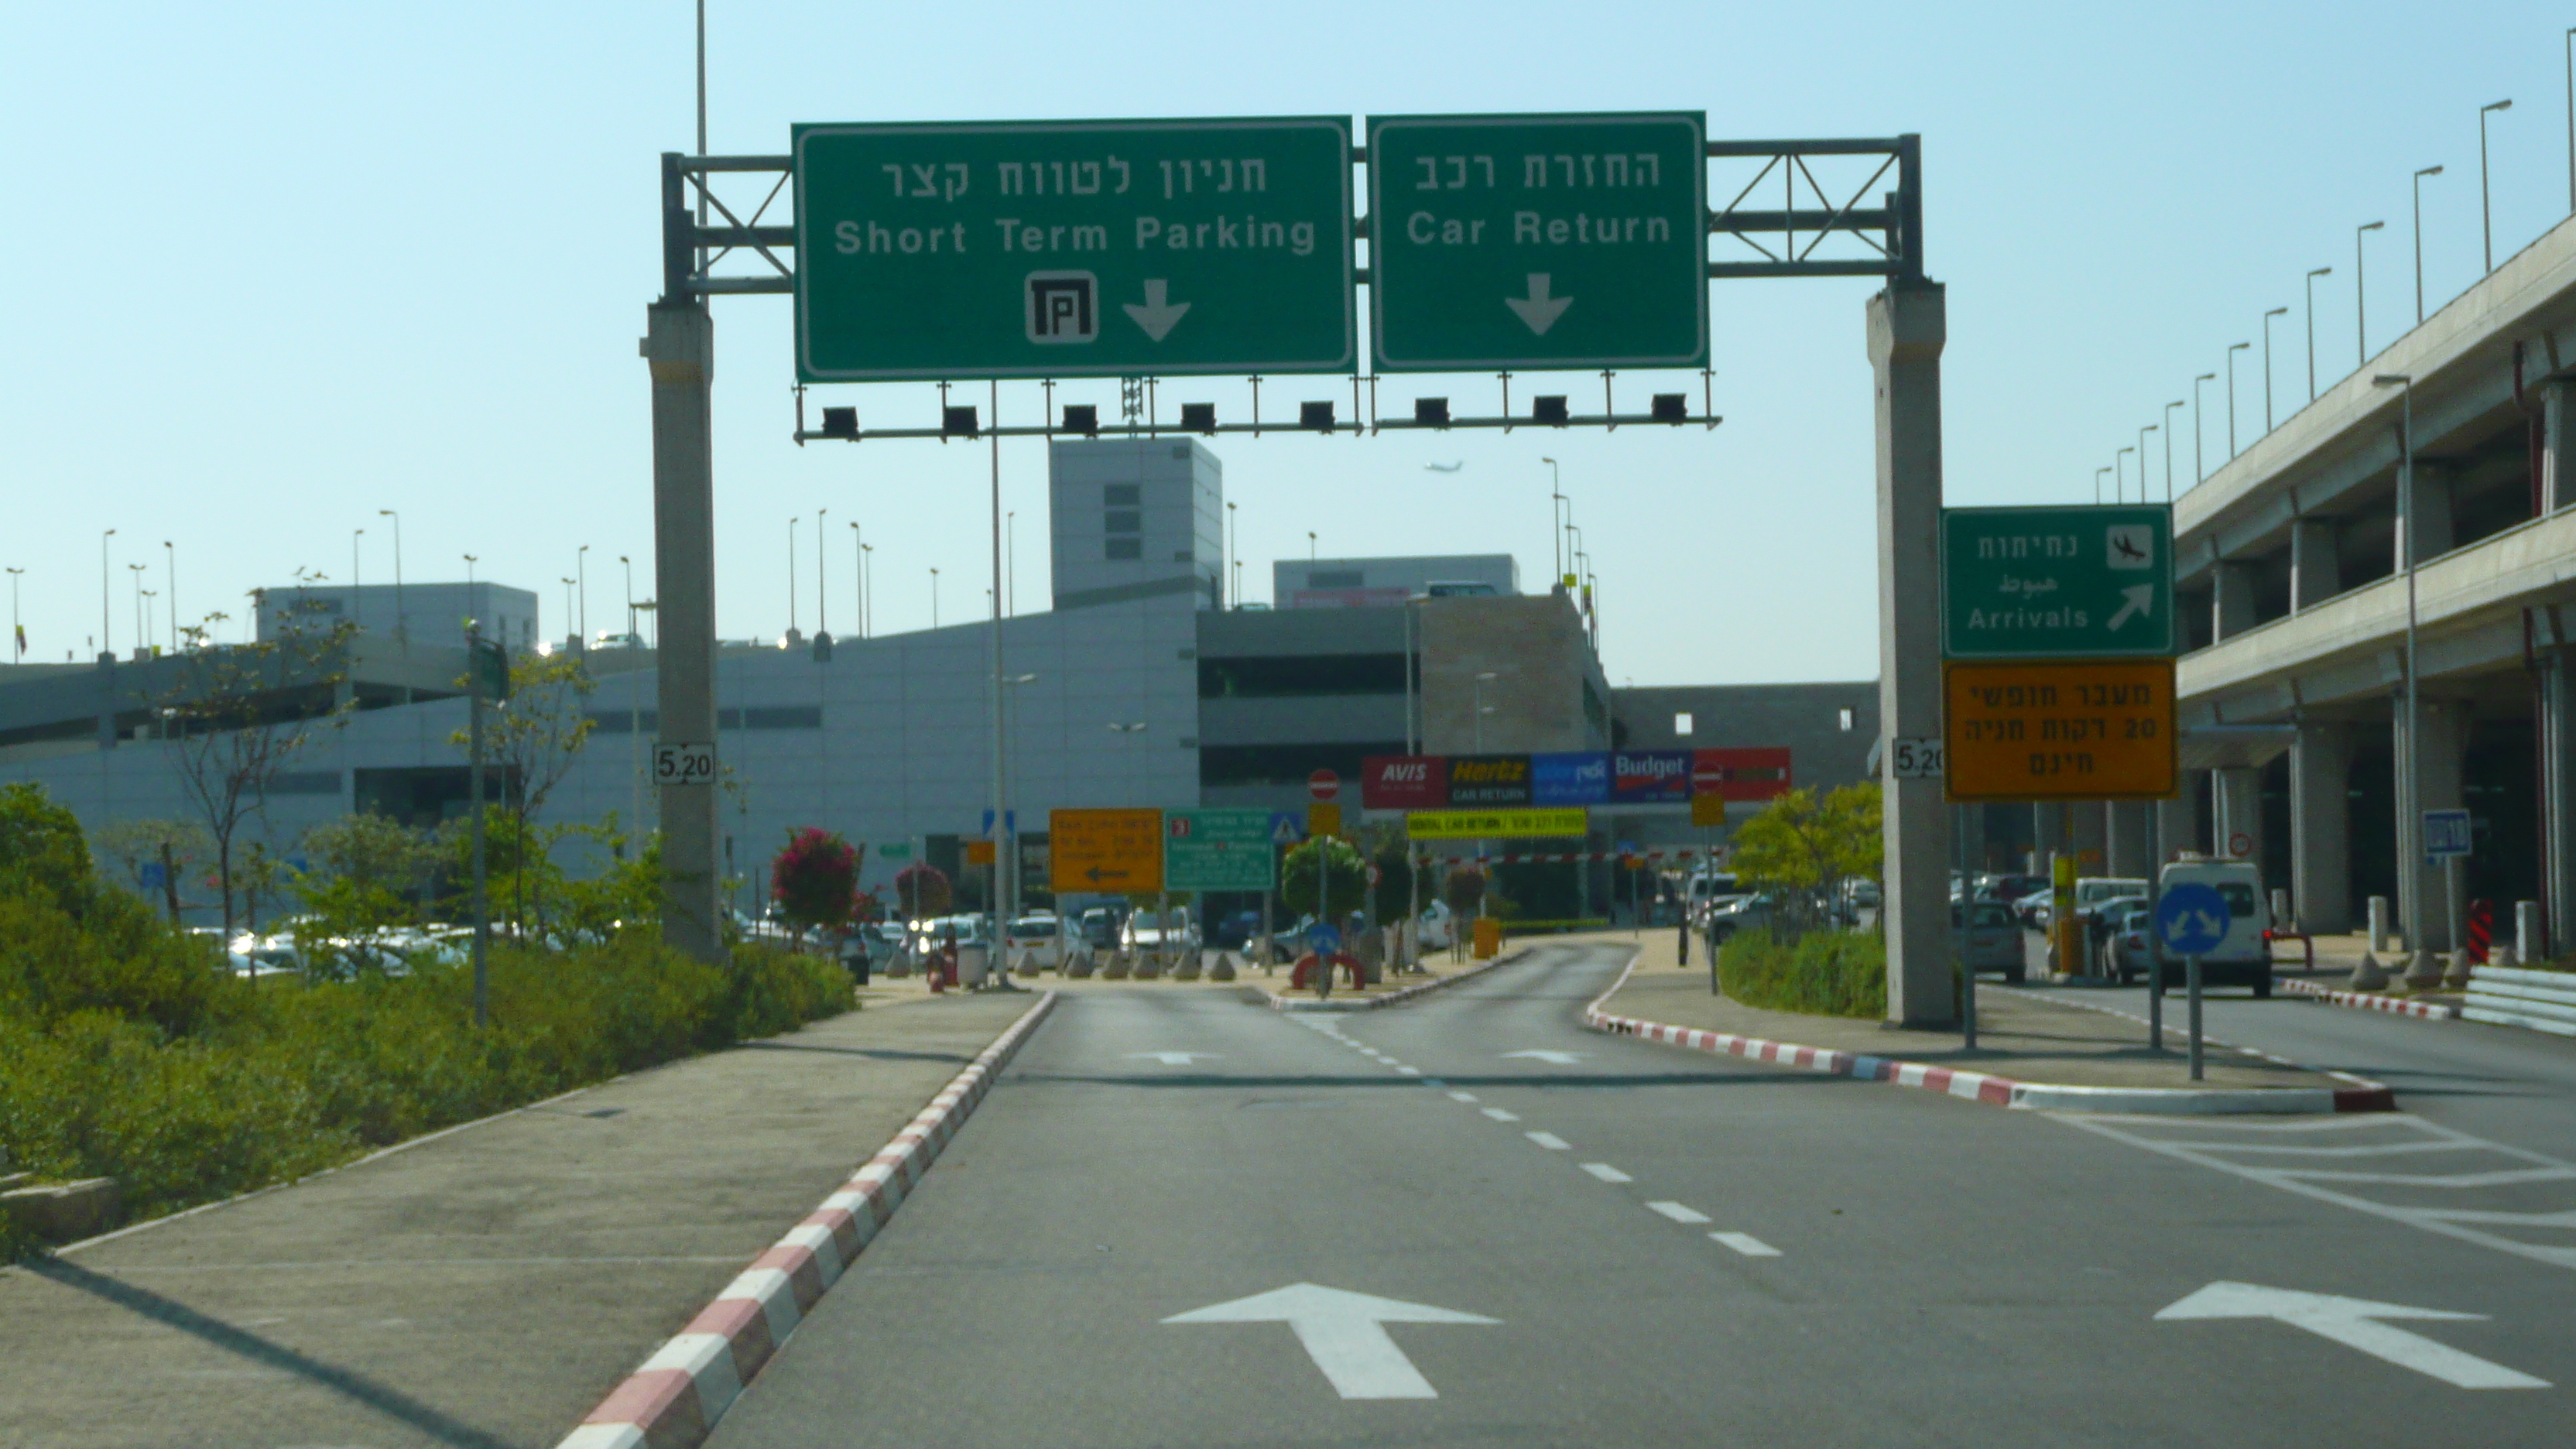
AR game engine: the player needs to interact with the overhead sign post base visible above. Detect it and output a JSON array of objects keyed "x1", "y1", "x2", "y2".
[{"x1": 1872, "y1": 282, "x2": 1954, "y2": 1030}]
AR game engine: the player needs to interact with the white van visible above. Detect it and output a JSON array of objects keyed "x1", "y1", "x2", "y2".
[{"x1": 2155, "y1": 857, "x2": 2273, "y2": 997}]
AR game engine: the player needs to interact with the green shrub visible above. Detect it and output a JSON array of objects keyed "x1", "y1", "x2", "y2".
[{"x1": 1718, "y1": 929, "x2": 1887, "y2": 1019}]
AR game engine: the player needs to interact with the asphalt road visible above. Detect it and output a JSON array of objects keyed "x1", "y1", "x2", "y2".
[{"x1": 704, "y1": 942, "x2": 2571, "y2": 1448}]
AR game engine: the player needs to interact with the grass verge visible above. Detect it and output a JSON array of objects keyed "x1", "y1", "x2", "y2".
[{"x1": 1715, "y1": 929, "x2": 1888, "y2": 1019}]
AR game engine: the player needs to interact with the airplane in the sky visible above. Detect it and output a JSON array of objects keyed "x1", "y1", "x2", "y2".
[{"x1": 1424, "y1": 461, "x2": 1464, "y2": 473}]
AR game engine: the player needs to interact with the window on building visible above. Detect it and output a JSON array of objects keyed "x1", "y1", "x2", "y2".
[
  {"x1": 1104, "y1": 484, "x2": 1140, "y2": 506},
  {"x1": 1198, "y1": 654, "x2": 1407, "y2": 698},
  {"x1": 1674, "y1": 711, "x2": 1693, "y2": 735},
  {"x1": 1105, "y1": 538, "x2": 1142, "y2": 560},
  {"x1": 1839, "y1": 707, "x2": 1854, "y2": 731},
  {"x1": 1105, "y1": 509, "x2": 1142, "y2": 534},
  {"x1": 1308, "y1": 570, "x2": 1365, "y2": 588}
]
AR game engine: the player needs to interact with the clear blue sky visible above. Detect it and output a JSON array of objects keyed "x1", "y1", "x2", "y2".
[{"x1": 5, "y1": 2, "x2": 2571, "y2": 685}]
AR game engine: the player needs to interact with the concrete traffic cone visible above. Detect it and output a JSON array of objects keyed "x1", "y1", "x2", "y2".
[
  {"x1": 2441, "y1": 949, "x2": 2475, "y2": 992},
  {"x1": 1208, "y1": 951, "x2": 1238, "y2": 981},
  {"x1": 2347, "y1": 950, "x2": 2389, "y2": 991},
  {"x1": 2401, "y1": 948, "x2": 2446, "y2": 992}
]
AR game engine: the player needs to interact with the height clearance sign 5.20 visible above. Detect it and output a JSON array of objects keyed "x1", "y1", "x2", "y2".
[{"x1": 794, "y1": 119, "x2": 1356, "y2": 381}]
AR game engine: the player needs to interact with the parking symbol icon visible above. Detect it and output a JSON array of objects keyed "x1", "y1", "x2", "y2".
[{"x1": 1026, "y1": 271, "x2": 1098, "y2": 345}]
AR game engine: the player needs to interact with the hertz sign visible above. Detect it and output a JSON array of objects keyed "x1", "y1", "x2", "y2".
[{"x1": 1942, "y1": 659, "x2": 2176, "y2": 802}]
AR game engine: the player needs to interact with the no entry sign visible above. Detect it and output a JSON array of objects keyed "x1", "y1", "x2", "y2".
[{"x1": 1307, "y1": 769, "x2": 1341, "y2": 802}]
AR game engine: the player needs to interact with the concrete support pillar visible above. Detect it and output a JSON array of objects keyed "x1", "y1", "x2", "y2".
[
  {"x1": 1954, "y1": 803, "x2": 1987, "y2": 877},
  {"x1": 93, "y1": 653, "x2": 117, "y2": 751},
  {"x1": 2215, "y1": 767, "x2": 2263, "y2": 865},
  {"x1": 646, "y1": 300, "x2": 723, "y2": 964},
  {"x1": 2289, "y1": 721, "x2": 2352, "y2": 933},
  {"x1": 1869, "y1": 282, "x2": 1954, "y2": 1028},
  {"x1": 2211, "y1": 560, "x2": 2259, "y2": 641},
  {"x1": 2396, "y1": 466, "x2": 2455, "y2": 570},
  {"x1": 2069, "y1": 798, "x2": 2108, "y2": 875},
  {"x1": 2105, "y1": 802, "x2": 2151, "y2": 878},
  {"x1": 2394, "y1": 701, "x2": 2470, "y2": 951},
  {"x1": 2289, "y1": 519, "x2": 2340, "y2": 612},
  {"x1": 2541, "y1": 379, "x2": 2576, "y2": 512},
  {"x1": 2156, "y1": 776, "x2": 2199, "y2": 862},
  {"x1": 2543, "y1": 653, "x2": 2576, "y2": 956}
]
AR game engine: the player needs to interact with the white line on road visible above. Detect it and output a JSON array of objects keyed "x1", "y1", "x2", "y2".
[
  {"x1": 1525, "y1": 1132, "x2": 1570, "y2": 1150},
  {"x1": 1481, "y1": 1108, "x2": 1521, "y2": 1122},
  {"x1": 1580, "y1": 1163, "x2": 1632, "y2": 1183},
  {"x1": 1646, "y1": 1201, "x2": 1711, "y2": 1225},
  {"x1": 1447, "y1": 1091, "x2": 1478, "y2": 1103},
  {"x1": 1709, "y1": 1232, "x2": 1780, "y2": 1257},
  {"x1": 1396, "y1": 1066, "x2": 1421, "y2": 1075}
]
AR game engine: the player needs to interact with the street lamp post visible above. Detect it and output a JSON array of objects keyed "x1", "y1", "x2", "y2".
[
  {"x1": 861, "y1": 542, "x2": 873, "y2": 638},
  {"x1": 464, "y1": 553, "x2": 477, "y2": 588},
  {"x1": 2482, "y1": 99, "x2": 2514, "y2": 273},
  {"x1": 1543, "y1": 456, "x2": 1564, "y2": 582},
  {"x1": 578, "y1": 544, "x2": 591, "y2": 649},
  {"x1": 1225, "y1": 502, "x2": 1237, "y2": 608},
  {"x1": 2413, "y1": 165, "x2": 2445, "y2": 324},
  {"x1": 929, "y1": 567, "x2": 940, "y2": 629},
  {"x1": 2305, "y1": 268, "x2": 2333, "y2": 402},
  {"x1": 786, "y1": 518, "x2": 799, "y2": 642},
  {"x1": 378, "y1": 510, "x2": 406, "y2": 649},
  {"x1": 128, "y1": 564, "x2": 147, "y2": 654},
  {"x1": 351, "y1": 529, "x2": 363, "y2": 632},
  {"x1": 6, "y1": 567, "x2": 22, "y2": 663},
  {"x1": 561, "y1": 579, "x2": 577, "y2": 648},
  {"x1": 2226, "y1": 343, "x2": 2250, "y2": 456},
  {"x1": 2163, "y1": 401, "x2": 2185, "y2": 502},
  {"x1": 2095, "y1": 467, "x2": 2112, "y2": 504},
  {"x1": 2137, "y1": 425, "x2": 2157, "y2": 505},
  {"x1": 2192, "y1": 373, "x2": 2215, "y2": 483},
  {"x1": 2373, "y1": 374, "x2": 2422, "y2": 956},
  {"x1": 162, "y1": 541, "x2": 176, "y2": 653},
  {"x1": 100, "y1": 529, "x2": 114, "y2": 660},
  {"x1": 2116, "y1": 447, "x2": 2134, "y2": 505},
  {"x1": 2356, "y1": 221, "x2": 2386, "y2": 366},
  {"x1": 2262, "y1": 309, "x2": 2288, "y2": 433}
]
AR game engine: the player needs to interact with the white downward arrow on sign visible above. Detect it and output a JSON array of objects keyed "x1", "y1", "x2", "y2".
[
  {"x1": 2156, "y1": 1281, "x2": 2548, "y2": 1389},
  {"x1": 1124, "y1": 279, "x2": 1190, "y2": 341},
  {"x1": 1503, "y1": 273, "x2": 1572, "y2": 335},
  {"x1": 1502, "y1": 1050, "x2": 1586, "y2": 1065},
  {"x1": 2105, "y1": 584, "x2": 2156, "y2": 632},
  {"x1": 1164, "y1": 1283, "x2": 1498, "y2": 1399},
  {"x1": 1125, "y1": 1051, "x2": 1218, "y2": 1065}
]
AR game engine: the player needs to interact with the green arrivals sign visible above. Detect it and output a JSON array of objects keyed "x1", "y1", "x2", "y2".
[
  {"x1": 793, "y1": 118, "x2": 1355, "y2": 381},
  {"x1": 1368, "y1": 112, "x2": 1708, "y2": 372},
  {"x1": 1163, "y1": 807, "x2": 1278, "y2": 892},
  {"x1": 1940, "y1": 505, "x2": 2177, "y2": 659}
]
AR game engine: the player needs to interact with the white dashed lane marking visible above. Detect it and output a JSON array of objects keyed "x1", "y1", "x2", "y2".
[
  {"x1": 1447, "y1": 1091, "x2": 1478, "y2": 1103},
  {"x1": 1481, "y1": 1108, "x2": 1521, "y2": 1123},
  {"x1": 1525, "y1": 1132, "x2": 1571, "y2": 1150},
  {"x1": 1710, "y1": 1232, "x2": 1780, "y2": 1257},
  {"x1": 1646, "y1": 1201, "x2": 1711, "y2": 1225},
  {"x1": 1580, "y1": 1163, "x2": 1632, "y2": 1183},
  {"x1": 1396, "y1": 1066, "x2": 1421, "y2": 1075}
]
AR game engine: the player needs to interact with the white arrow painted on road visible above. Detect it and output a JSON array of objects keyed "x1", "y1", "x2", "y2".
[
  {"x1": 1123, "y1": 279, "x2": 1190, "y2": 341},
  {"x1": 1503, "y1": 273, "x2": 1572, "y2": 336},
  {"x1": 1164, "y1": 1283, "x2": 1498, "y2": 1399},
  {"x1": 1125, "y1": 1051, "x2": 1219, "y2": 1065},
  {"x1": 2156, "y1": 1281, "x2": 2548, "y2": 1389},
  {"x1": 2105, "y1": 584, "x2": 2155, "y2": 632},
  {"x1": 1502, "y1": 1050, "x2": 1586, "y2": 1065}
]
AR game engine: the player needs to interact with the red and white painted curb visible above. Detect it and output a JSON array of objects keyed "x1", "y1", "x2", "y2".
[
  {"x1": 2279, "y1": 975, "x2": 2461, "y2": 1020},
  {"x1": 1581, "y1": 955, "x2": 2395, "y2": 1115},
  {"x1": 557, "y1": 991, "x2": 1058, "y2": 1449},
  {"x1": 1262, "y1": 945, "x2": 1529, "y2": 1012}
]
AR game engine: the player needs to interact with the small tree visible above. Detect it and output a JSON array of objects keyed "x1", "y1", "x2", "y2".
[
  {"x1": 293, "y1": 814, "x2": 437, "y2": 966},
  {"x1": 92, "y1": 818, "x2": 216, "y2": 921},
  {"x1": 1280, "y1": 837, "x2": 1368, "y2": 925},
  {"x1": 450, "y1": 649, "x2": 596, "y2": 933},
  {"x1": 158, "y1": 588, "x2": 358, "y2": 945},
  {"x1": 1731, "y1": 783, "x2": 1883, "y2": 930},
  {"x1": 894, "y1": 862, "x2": 953, "y2": 920},
  {"x1": 1368, "y1": 846, "x2": 1416, "y2": 928},
  {"x1": 1444, "y1": 864, "x2": 1487, "y2": 917},
  {"x1": 772, "y1": 827, "x2": 858, "y2": 946}
]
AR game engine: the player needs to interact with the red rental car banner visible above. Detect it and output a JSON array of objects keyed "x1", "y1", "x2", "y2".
[
  {"x1": 1693, "y1": 747, "x2": 1793, "y2": 802},
  {"x1": 1361, "y1": 754, "x2": 1447, "y2": 810}
]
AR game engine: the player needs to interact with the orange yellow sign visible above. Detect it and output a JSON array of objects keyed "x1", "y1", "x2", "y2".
[
  {"x1": 1943, "y1": 659, "x2": 2176, "y2": 802},
  {"x1": 1048, "y1": 808, "x2": 1163, "y2": 892}
]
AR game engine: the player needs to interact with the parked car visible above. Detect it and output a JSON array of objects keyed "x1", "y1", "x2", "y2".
[
  {"x1": 1211, "y1": 909, "x2": 1262, "y2": 951},
  {"x1": 1415, "y1": 899, "x2": 1456, "y2": 951},
  {"x1": 2156, "y1": 858, "x2": 2274, "y2": 997},
  {"x1": 2100, "y1": 907, "x2": 2156, "y2": 984},
  {"x1": 1702, "y1": 892, "x2": 1776, "y2": 946},
  {"x1": 1986, "y1": 874, "x2": 2050, "y2": 904},
  {"x1": 1954, "y1": 899, "x2": 2025, "y2": 981},
  {"x1": 1078, "y1": 907, "x2": 1120, "y2": 950},
  {"x1": 1005, "y1": 913, "x2": 1060, "y2": 953},
  {"x1": 2076, "y1": 892, "x2": 2150, "y2": 951},
  {"x1": 1120, "y1": 908, "x2": 1198, "y2": 953}
]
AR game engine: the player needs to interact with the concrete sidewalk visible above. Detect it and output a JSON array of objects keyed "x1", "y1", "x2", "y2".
[
  {"x1": 0, "y1": 990, "x2": 1040, "y2": 1449},
  {"x1": 1590, "y1": 928, "x2": 2355, "y2": 1094}
]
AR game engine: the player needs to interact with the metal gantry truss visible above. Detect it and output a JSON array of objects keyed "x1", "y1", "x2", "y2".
[{"x1": 656, "y1": 135, "x2": 1922, "y2": 444}]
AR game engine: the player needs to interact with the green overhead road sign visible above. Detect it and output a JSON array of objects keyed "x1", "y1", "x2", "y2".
[
  {"x1": 1163, "y1": 807, "x2": 1278, "y2": 892},
  {"x1": 793, "y1": 118, "x2": 1355, "y2": 381},
  {"x1": 1941, "y1": 505, "x2": 2177, "y2": 659},
  {"x1": 1368, "y1": 112, "x2": 1708, "y2": 372}
]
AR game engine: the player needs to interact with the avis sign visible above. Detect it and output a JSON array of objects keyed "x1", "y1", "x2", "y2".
[{"x1": 793, "y1": 118, "x2": 1356, "y2": 381}]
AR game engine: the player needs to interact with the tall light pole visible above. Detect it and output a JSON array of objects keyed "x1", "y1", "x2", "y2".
[
  {"x1": 561, "y1": 578, "x2": 577, "y2": 647},
  {"x1": 861, "y1": 543, "x2": 874, "y2": 638},
  {"x1": 2095, "y1": 467, "x2": 2112, "y2": 504},
  {"x1": 2226, "y1": 343, "x2": 2250, "y2": 456},
  {"x1": 162, "y1": 540, "x2": 176, "y2": 653},
  {"x1": 577, "y1": 543, "x2": 591, "y2": 648},
  {"x1": 2356, "y1": 221, "x2": 2385, "y2": 365},
  {"x1": 378, "y1": 509, "x2": 405, "y2": 648},
  {"x1": 2304, "y1": 268, "x2": 2333, "y2": 402},
  {"x1": 620, "y1": 555, "x2": 636, "y2": 639},
  {"x1": 2136, "y1": 426, "x2": 2157, "y2": 505},
  {"x1": 1542, "y1": 455, "x2": 1564, "y2": 582},
  {"x1": 2162, "y1": 400, "x2": 2185, "y2": 502},
  {"x1": 1225, "y1": 502, "x2": 1237, "y2": 608},
  {"x1": 128, "y1": 563, "x2": 148, "y2": 653},
  {"x1": 1307, "y1": 531, "x2": 1317, "y2": 562},
  {"x1": 2481, "y1": 98, "x2": 2513, "y2": 274},
  {"x1": 7, "y1": 567, "x2": 22, "y2": 662},
  {"x1": 1473, "y1": 671, "x2": 1498, "y2": 752},
  {"x1": 2261, "y1": 308, "x2": 2287, "y2": 432},
  {"x1": 2412, "y1": 165, "x2": 2444, "y2": 324},
  {"x1": 1003, "y1": 509, "x2": 1015, "y2": 618},
  {"x1": 464, "y1": 553, "x2": 477, "y2": 588},
  {"x1": 2115, "y1": 447, "x2": 2134, "y2": 504},
  {"x1": 2192, "y1": 373, "x2": 2215, "y2": 482},
  {"x1": 2373, "y1": 373, "x2": 2420, "y2": 952},
  {"x1": 929, "y1": 567, "x2": 940, "y2": 629},
  {"x1": 100, "y1": 529, "x2": 115, "y2": 659},
  {"x1": 351, "y1": 528, "x2": 364, "y2": 632},
  {"x1": 846, "y1": 522, "x2": 863, "y2": 637},
  {"x1": 786, "y1": 517, "x2": 799, "y2": 640}
]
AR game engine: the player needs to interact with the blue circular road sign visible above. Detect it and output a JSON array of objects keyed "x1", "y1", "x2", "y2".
[
  {"x1": 2156, "y1": 883, "x2": 2231, "y2": 957},
  {"x1": 1305, "y1": 921, "x2": 1342, "y2": 954}
]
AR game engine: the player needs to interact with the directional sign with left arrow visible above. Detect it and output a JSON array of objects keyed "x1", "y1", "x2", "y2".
[{"x1": 1164, "y1": 1283, "x2": 1498, "y2": 1399}]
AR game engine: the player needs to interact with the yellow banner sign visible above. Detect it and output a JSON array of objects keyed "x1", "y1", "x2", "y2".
[
  {"x1": 1944, "y1": 659, "x2": 2177, "y2": 802},
  {"x1": 1049, "y1": 808, "x2": 1163, "y2": 892},
  {"x1": 1307, "y1": 802, "x2": 1343, "y2": 840},
  {"x1": 1406, "y1": 807, "x2": 1589, "y2": 840}
]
